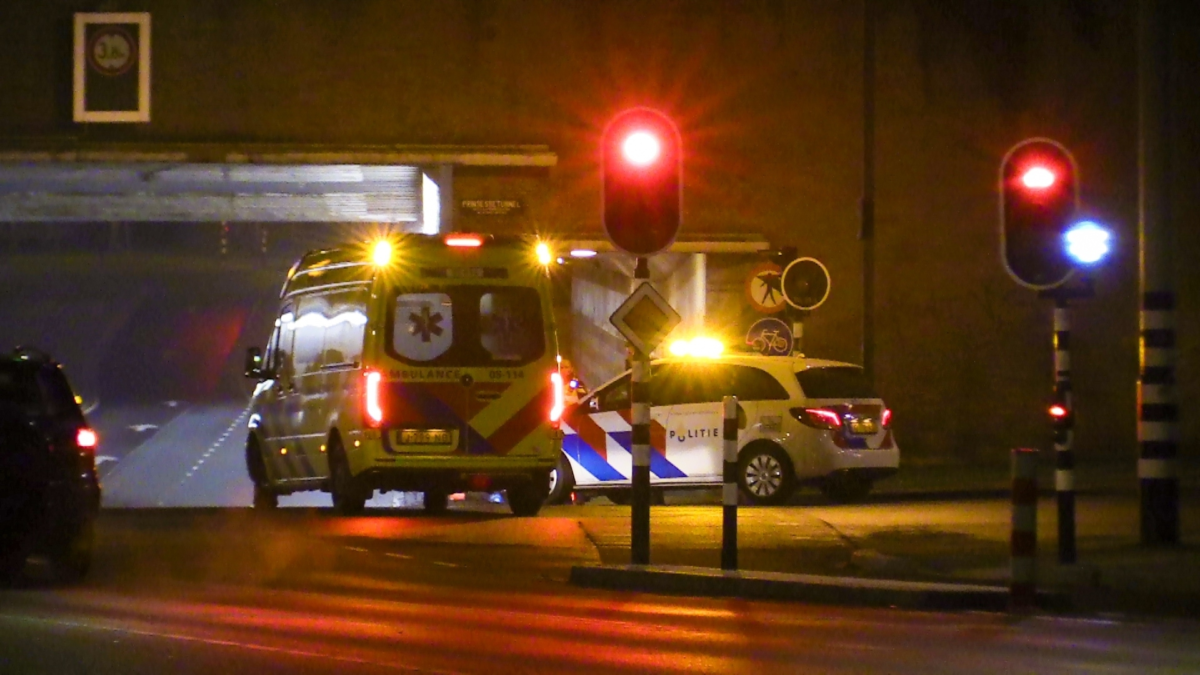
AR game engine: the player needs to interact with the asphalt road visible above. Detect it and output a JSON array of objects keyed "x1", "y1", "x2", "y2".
[
  {"x1": 0, "y1": 398, "x2": 1193, "y2": 672},
  {"x1": 3, "y1": 508, "x2": 1200, "y2": 675}
]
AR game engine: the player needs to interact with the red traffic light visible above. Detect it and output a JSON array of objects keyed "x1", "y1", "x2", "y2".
[
  {"x1": 602, "y1": 108, "x2": 682, "y2": 257},
  {"x1": 1020, "y1": 165, "x2": 1057, "y2": 190},
  {"x1": 622, "y1": 130, "x2": 662, "y2": 166},
  {"x1": 1049, "y1": 403, "x2": 1069, "y2": 419},
  {"x1": 999, "y1": 138, "x2": 1079, "y2": 290}
]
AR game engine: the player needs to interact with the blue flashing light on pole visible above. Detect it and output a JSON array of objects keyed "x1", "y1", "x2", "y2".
[{"x1": 1064, "y1": 220, "x2": 1112, "y2": 266}]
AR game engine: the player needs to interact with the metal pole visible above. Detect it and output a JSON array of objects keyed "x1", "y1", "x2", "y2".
[
  {"x1": 721, "y1": 395, "x2": 739, "y2": 571},
  {"x1": 1137, "y1": 0, "x2": 1179, "y2": 545},
  {"x1": 861, "y1": 0, "x2": 877, "y2": 388},
  {"x1": 1053, "y1": 299, "x2": 1076, "y2": 564},
  {"x1": 1010, "y1": 447, "x2": 1039, "y2": 611},
  {"x1": 790, "y1": 308, "x2": 804, "y2": 356},
  {"x1": 630, "y1": 257, "x2": 652, "y2": 565}
]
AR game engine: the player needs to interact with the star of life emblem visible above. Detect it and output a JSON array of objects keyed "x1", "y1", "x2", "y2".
[{"x1": 393, "y1": 293, "x2": 453, "y2": 361}]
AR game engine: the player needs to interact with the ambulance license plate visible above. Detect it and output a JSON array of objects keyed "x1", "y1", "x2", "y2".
[{"x1": 399, "y1": 429, "x2": 452, "y2": 445}]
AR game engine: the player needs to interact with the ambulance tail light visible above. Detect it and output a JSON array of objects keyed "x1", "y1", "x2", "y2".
[
  {"x1": 791, "y1": 407, "x2": 842, "y2": 431},
  {"x1": 364, "y1": 370, "x2": 384, "y2": 428},
  {"x1": 549, "y1": 372, "x2": 565, "y2": 428},
  {"x1": 881, "y1": 408, "x2": 893, "y2": 429}
]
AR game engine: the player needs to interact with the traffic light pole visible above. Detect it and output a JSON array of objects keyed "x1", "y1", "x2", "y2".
[
  {"x1": 1052, "y1": 297, "x2": 1076, "y2": 564},
  {"x1": 1040, "y1": 281, "x2": 1092, "y2": 563},
  {"x1": 1137, "y1": 0, "x2": 1179, "y2": 546},
  {"x1": 630, "y1": 256, "x2": 652, "y2": 565}
]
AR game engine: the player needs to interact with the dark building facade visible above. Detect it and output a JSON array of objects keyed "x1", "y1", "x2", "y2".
[{"x1": 1, "y1": 0, "x2": 1196, "y2": 467}]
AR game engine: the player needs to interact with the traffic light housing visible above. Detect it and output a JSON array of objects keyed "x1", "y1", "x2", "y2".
[
  {"x1": 999, "y1": 138, "x2": 1080, "y2": 289},
  {"x1": 602, "y1": 108, "x2": 682, "y2": 256},
  {"x1": 1049, "y1": 389, "x2": 1072, "y2": 446}
]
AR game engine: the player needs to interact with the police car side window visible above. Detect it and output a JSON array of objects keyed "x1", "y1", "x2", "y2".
[
  {"x1": 596, "y1": 375, "x2": 631, "y2": 412},
  {"x1": 653, "y1": 365, "x2": 729, "y2": 406},
  {"x1": 731, "y1": 365, "x2": 790, "y2": 401}
]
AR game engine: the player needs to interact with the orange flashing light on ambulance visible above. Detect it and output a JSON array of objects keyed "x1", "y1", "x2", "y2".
[{"x1": 243, "y1": 233, "x2": 564, "y2": 516}]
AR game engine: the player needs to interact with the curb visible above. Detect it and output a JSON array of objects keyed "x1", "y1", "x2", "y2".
[{"x1": 570, "y1": 564, "x2": 1070, "y2": 613}]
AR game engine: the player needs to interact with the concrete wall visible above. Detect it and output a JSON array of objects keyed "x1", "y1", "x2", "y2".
[{"x1": 2, "y1": 0, "x2": 1197, "y2": 466}]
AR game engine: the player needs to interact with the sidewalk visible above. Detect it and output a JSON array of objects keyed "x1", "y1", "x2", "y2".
[{"x1": 567, "y1": 458, "x2": 1200, "y2": 618}]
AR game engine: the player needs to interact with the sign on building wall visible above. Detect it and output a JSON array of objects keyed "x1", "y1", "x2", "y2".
[{"x1": 73, "y1": 13, "x2": 151, "y2": 123}]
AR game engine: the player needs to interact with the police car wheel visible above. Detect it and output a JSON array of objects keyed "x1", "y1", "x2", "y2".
[
  {"x1": 738, "y1": 444, "x2": 795, "y2": 506},
  {"x1": 329, "y1": 442, "x2": 366, "y2": 515},
  {"x1": 545, "y1": 455, "x2": 575, "y2": 505}
]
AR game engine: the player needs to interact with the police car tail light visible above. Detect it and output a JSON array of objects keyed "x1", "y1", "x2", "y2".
[
  {"x1": 549, "y1": 372, "x2": 565, "y2": 428},
  {"x1": 364, "y1": 370, "x2": 384, "y2": 428},
  {"x1": 791, "y1": 407, "x2": 842, "y2": 430},
  {"x1": 881, "y1": 408, "x2": 893, "y2": 428},
  {"x1": 76, "y1": 427, "x2": 97, "y2": 450}
]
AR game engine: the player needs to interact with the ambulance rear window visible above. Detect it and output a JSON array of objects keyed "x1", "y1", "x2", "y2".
[{"x1": 387, "y1": 286, "x2": 545, "y2": 366}]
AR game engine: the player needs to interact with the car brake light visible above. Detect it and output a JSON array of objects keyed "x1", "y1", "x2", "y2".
[
  {"x1": 881, "y1": 408, "x2": 892, "y2": 428},
  {"x1": 76, "y1": 427, "x2": 97, "y2": 449},
  {"x1": 364, "y1": 370, "x2": 384, "y2": 428},
  {"x1": 445, "y1": 233, "x2": 484, "y2": 248},
  {"x1": 790, "y1": 407, "x2": 842, "y2": 430},
  {"x1": 549, "y1": 372, "x2": 565, "y2": 427}
]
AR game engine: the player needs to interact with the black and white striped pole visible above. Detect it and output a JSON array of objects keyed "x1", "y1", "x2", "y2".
[
  {"x1": 721, "y1": 395, "x2": 739, "y2": 571},
  {"x1": 1139, "y1": 290, "x2": 1178, "y2": 545},
  {"x1": 1137, "y1": 0, "x2": 1179, "y2": 546},
  {"x1": 1010, "y1": 447, "x2": 1039, "y2": 611},
  {"x1": 1051, "y1": 298, "x2": 1076, "y2": 564},
  {"x1": 630, "y1": 261, "x2": 653, "y2": 565}
]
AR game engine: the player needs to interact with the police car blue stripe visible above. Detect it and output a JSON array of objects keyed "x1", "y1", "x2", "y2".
[
  {"x1": 608, "y1": 431, "x2": 687, "y2": 480},
  {"x1": 564, "y1": 434, "x2": 626, "y2": 482}
]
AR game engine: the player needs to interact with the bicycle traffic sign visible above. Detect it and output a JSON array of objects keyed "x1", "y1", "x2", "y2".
[{"x1": 745, "y1": 318, "x2": 792, "y2": 356}]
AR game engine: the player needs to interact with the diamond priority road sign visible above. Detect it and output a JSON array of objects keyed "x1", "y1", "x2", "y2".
[{"x1": 610, "y1": 282, "x2": 681, "y2": 356}]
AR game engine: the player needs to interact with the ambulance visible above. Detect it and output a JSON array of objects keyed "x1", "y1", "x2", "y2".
[{"x1": 243, "y1": 233, "x2": 564, "y2": 516}]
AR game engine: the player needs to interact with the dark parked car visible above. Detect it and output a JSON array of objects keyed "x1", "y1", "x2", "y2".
[{"x1": 0, "y1": 347, "x2": 101, "y2": 584}]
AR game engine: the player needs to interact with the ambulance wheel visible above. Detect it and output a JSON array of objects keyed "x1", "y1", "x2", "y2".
[
  {"x1": 245, "y1": 436, "x2": 276, "y2": 509},
  {"x1": 253, "y1": 484, "x2": 278, "y2": 509},
  {"x1": 329, "y1": 440, "x2": 366, "y2": 515},
  {"x1": 738, "y1": 442, "x2": 795, "y2": 506},
  {"x1": 506, "y1": 480, "x2": 544, "y2": 511},
  {"x1": 545, "y1": 455, "x2": 575, "y2": 505},
  {"x1": 422, "y1": 490, "x2": 448, "y2": 515},
  {"x1": 507, "y1": 479, "x2": 547, "y2": 517}
]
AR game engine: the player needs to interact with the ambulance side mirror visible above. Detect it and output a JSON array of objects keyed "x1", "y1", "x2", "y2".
[{"x1": 244, "y1": 347, "x2": 270, "y2": 379}]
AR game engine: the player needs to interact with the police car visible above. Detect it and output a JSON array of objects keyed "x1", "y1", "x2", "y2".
[{"x1": 547, "y1": 353, "x2": 898, "y2": 505}]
